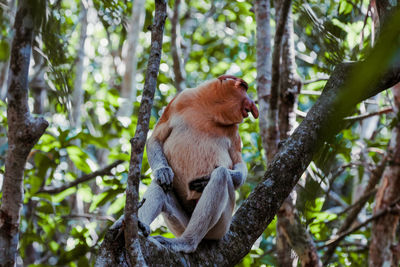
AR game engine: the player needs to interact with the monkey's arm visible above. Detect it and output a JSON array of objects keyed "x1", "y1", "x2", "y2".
[
  {"x1": 228, "y1": 132, "x2": 247, "y2": 189},
  {"x1": 147, "y1": 121, "x2": 174, "y2": 191}
]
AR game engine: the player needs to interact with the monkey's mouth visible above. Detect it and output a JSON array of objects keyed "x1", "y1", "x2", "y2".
[{"x1": 242, "y1": 108, "x2": 250, "y2": 118}]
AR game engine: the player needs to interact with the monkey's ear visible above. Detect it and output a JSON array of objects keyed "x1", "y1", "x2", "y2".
[{"x1": 235, "y1": 80, "x2": 248, "y2": 91}]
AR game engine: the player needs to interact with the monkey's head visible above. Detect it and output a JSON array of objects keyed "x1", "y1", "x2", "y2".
[{"x1": 212, "y1": 75, "x2": 259, "y2": 124}]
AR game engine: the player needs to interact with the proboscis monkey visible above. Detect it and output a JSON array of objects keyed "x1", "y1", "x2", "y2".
[{"x1": 138, "y1": 75, "x2": 259, "y2": 253}]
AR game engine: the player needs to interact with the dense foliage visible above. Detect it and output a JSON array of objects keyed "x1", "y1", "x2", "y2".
[{"x1": 0, "y1": 0, "x2": 397, "y2": 266}]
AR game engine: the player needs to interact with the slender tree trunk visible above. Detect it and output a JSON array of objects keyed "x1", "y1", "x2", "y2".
[
  {"x1": 254, "y1": 0, "x2": 272, "y2": 162},
  {"x1": 118, "y1": 0, "x2": 146, "y2": 117},
  {"x1": 31, "y1": 42, "x2": 47, "y2": 115},
  {"x1": 67, "y1": 0, "x2": 88, "y2": 223},
  {"x1": 369, "y1": 83, "x2": 400, "y2": 267},
  {"x1": 275, "y1": 3, "x2": 321, "y2": 266},
  {"x1": 171, "y1": 0, "x2": 186, "y2": 92},
  {"x1": 71, "y1": 0, "x2": 88, "y2": 129},
  {"x1": 276, "y1": 3, "x2": 296, "y2": 266},
  {"x1": 123, "y1": 0, "x2": 167, "y2": 266},
  {"x1": 0, "y1": 1, "x2": 48, "y2": 265},
  {"x1": 266, "y1": 0, "x2": 291, "y2": 162}
]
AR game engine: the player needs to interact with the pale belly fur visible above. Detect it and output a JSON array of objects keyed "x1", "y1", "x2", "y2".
[{"x1": 163, "y1": 126, "x2": 233, "y2": 202}]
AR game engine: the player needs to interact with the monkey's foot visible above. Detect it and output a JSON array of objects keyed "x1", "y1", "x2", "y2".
[
  {"x1": 138, "y1": 220, "x2": 151, "y2": 237},
  {"x1": 154, "y1": 236, "x2": 197, "y2": 253}
]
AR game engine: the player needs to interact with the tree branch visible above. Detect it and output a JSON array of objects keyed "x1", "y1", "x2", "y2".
[
  {"x1": 344, "y1": 107, "x2": 393, "y2": 122},
  {"x1": 37, "y1": 160, "x2": 124, "y2": 194},
  {"x1": 123, "y1": 0, "x2": 167, "y2": 266}
]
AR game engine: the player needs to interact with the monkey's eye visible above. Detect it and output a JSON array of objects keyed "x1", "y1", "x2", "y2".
[{"x1": 240, "y1": 82, "x2": 248, "y2": 91}]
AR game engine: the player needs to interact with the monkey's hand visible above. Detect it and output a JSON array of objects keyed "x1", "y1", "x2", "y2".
[
  {"x1": 189, "y1": 175, "x2": 210, "y2": 193},
  {"x1": 228, "y1": 169, "x2": 245, "y2": 189},
  {"x1": 154, "y1": 166, "x2": 174, "y2": 192}
]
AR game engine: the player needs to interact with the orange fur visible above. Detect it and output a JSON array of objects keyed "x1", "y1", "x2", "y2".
[{"x1": 149, "y1": 77, "x2": 257, "y2": 209}]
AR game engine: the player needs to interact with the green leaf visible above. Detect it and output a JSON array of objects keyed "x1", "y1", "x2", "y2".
[
  {"x1": 66, "y1": 146, "x2": 92, "y2": 173},
  {"x1": 0, "y1": 40, "x2": 10, "y2": 61},
  {"x1": 106, "y1": 194, "x2": 125, "y2": 215}
]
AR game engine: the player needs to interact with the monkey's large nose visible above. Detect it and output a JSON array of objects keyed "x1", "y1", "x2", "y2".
[
  {"x1": 242, "y1": 98, "x2": 259, "y2": 118},
  {"x1": 251, "y1": 101, "x2": 259, "y2": 118}
]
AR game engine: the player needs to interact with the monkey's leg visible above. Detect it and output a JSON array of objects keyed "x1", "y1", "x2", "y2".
[
  {"x1": 155, "y1": 167, "x2": 235, "y2": 253},
  {"x1": 138, "y1": 180, "x2": 189, "y2": 235}
]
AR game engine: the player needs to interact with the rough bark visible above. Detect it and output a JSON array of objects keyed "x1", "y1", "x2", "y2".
[
  {"x1": 254, "y1": 0, "x2": 272, "y2": 161},
  {"x1": 368, "y1": 83, "x2": 400, "y2": 267},
  {"x1": 171, "y1": 0, "x2": 186, "y2": 92},
  {"x1": 276, "y1": 194, "x2": 296, "y2": 267},
  {"x1": 278, "y1": 8, "x2": 301, "y2": 140},
  {"x1": 0, "y1": 1, "x2": 49, "y2": 265},
  {"x1": 96, "y1": 10, "x2": 400, "y2": 265},
  {"x1": 118, "y1": 0, "x2": 147, "y2": 117},
  {"x1": 277, "y1": 194, "x2": 321, "y2": 267},
  {"x1": 123, "y1": 0, "x2": 167, "y2": 266}
]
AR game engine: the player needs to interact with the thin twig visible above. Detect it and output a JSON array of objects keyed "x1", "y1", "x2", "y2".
[
  {"x1": 344, "y1": 107, "x2": 393, "y2": 122},
  {"x1": 38, "y1": 160, "x2": 124, "y2": 194},
  {"x1": 303, "y1": 77, "x2": 329, "y2": 85},
  {"x1": 62, "y1": 213, "x2": 116, "y2": 222},
  {"x1": 320, "y1": 196, "x2": 400, "y2": 249},
  {"x1": 337, "y1": 189, "x2": 377, "y2": 216}
]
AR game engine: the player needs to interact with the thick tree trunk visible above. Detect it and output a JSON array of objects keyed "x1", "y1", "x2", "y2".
[
  {"x1": 118, "y1": 0, "x2": 146, "y2": 117},
  {"x1": 368, "y1": 83, "x2": 400, "y2": 267},
  {"x1": 0, "y1": 1, "x2": 48, "y2": 265},
  {"x1": 96, "y1": 10, "x2": 400, "y2": 264}
]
